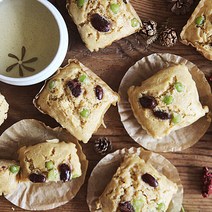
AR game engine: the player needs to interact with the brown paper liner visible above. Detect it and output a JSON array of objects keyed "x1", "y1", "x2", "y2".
[
  {"x1": 0, "y1": 119, "x2": 88, "y2": 210},
  {"x1": 118, "y1": 53, "x2": 211, "y2": 152},
  {"x1": 87, "y1": 147, "x2": 183, "y2": 212}
]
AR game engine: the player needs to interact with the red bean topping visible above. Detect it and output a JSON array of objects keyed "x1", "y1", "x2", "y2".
[
  {"x1": 90, "y1": 13, "x2": 111, "y2": 32},
  {"x1": 95, "y1": 85, "x2": 104, "y2": 100},
  {"x1": 142, "y1": 173, "x2": 158, "y2": 187},
  {"x1": 119, "y1": 201, "x2": 135, "y2": 212},
  {"x1": 139, "y1": 96, "x2": 157, "y2": 109},
  {"x1": 29, "y1": 173, "x2": 46, "y2": 183},
  {"x1": 67, "y1": 79, "x2": 81, "y2": 97},
  {"x1": 153, "y1": 110, "x2": 171, "y2": 120},
  {"x1": 59, "y1": 163, "x2": 71, "y2": 182}
]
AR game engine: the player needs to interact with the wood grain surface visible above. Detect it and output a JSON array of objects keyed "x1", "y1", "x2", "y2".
[{"x1": 0, "y1": 0, "x2": 211, "y2": 211}]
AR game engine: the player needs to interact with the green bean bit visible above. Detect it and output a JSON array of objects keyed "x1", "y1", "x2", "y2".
[
  {"x1": 77, "y1": 0, "x2": 85, "y2": 8},
  {"x1": 110, "y1": 3, "x2": 120, "y2": 14},
  {"x1": 9, "y1": 165, "x2": 20, "y2": 174},
  {"x1": 157, "y1": 202, "x2": 165, "y2": 211},
  {"x1": 195, "y1": 15, "x2": 205, "y2": 26},
  {"x1": 174, "y1": 82, "x2": 184, "y2": 92},
  {"x1": 79, "y1": 74, "x2": 89, "y2": 84},
  {"x1": 45, "y1": 160, "x2": 54, "y2": 170},
  {"x1": 172, "y1": 113, "x2": 181, "y2": 124},
  {"x1": 47, "y1": 169, "x2": 59, "y2": 181},
  {"x1": 80, "y1": 108, "x2": 90, "y2": 118},
  {"x1": 132, "y1": 198, "x2": 144, "y2": 212},
  {"x1": 48, "y1": 80, "x2": 56, "y2": 90},
  {"x1": 131, "y1": 18, "x2": 139, "y2": 27},
  {"x1": 163, "y1": 95, "x2": 173, "y2": 105}
]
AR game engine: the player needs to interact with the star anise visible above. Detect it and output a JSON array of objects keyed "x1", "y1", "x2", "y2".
[
  {"x1": 167, "y1": 0, "x2": 194, "y2": 15},
  {"x1": 6, "y1": 46, "x2": 38, "y2": 77}
]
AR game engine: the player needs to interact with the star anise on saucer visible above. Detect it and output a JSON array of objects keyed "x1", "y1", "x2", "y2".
[
  {"x1": 167, "y1": 0, "x2": 194, "y2": 15},
  {"x1": 6, "y1": 46, "x2": 38, "y2": 77}
]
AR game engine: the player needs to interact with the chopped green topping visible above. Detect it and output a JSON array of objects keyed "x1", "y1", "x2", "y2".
[
  {"x1": 45, "y1": 161, "x2": 54, "y2": 170},
  {"x1": 9, "y1": 165, "x2": 20, "y2": 174},
  {"x1": 80, "y1": 108, "x2": 90, "y2": 118},
  {"x1": 47, "y1": 169, "x2": 59, "y2": 181},
  {"x1": 79, "y1": 74, "x2": 89, "y2": 84},
  {"x1": 157, "y1": 202, "x2": 165, "y2": 211},
  {"x1": 172, "y1": 113, "x2": 181, "y2": 124},
  {"x1": 174, "y1": 82, "x2": 184, "y2": 92},
  {"x1": 195, "y1": 15, "x2": 205, "y2": 26},
  {"x1": 77, "y1": 0, "x2": 85, "y2": 8},
  {"x1": 132, "y1": 198, "x2": 144, "y2": 212},
  {"x1": 48, "y1": 80, "x2": 56, "y2": 90},
  {"x1": 110, "y1": 3, "x2": 120, "y2": 14},
  {"x1": 131, "y1": 18, "x2": 139, "y2": 27},
  {"x1": 163, "y1": 95, "x2": 173, "y2": 105}
]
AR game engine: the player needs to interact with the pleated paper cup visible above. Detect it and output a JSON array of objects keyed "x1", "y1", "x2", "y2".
[
  {"x1": 0, "y1": 119, "x2": 88, "y2": 210},
  {"x1": 118, "y1": 53, "x2": 211, "y2": 152},
  {"x1": 87, "y1": 147, "x2": 183, "y2": 212}
]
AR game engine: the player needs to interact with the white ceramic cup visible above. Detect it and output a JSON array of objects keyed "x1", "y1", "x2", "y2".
[{"x1": 0, "y1": 0, "x2": 68, "y2": 86}]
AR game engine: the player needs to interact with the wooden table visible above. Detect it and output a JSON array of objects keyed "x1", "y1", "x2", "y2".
[{"x1": 0, "y1": 0, "x2": 211, "y2": 211}]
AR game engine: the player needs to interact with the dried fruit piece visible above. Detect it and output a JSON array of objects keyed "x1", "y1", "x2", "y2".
[
  {"x1": 95, "y1": 85, "x2": 104, "y2": 100},
  {"x1": 142, "y1": 173, "x2": 158, "y2": 187},
  {"x1": 67, "y1": 79, "x2": 82, "y2": 97},
  {"x1": 29, "y1": 173, "x2": 46, "y2": 183},
  {"x1": 139, "y1": 96, "x2": 157, "y2": 109},
  {"x1": 119, "y1": 201, "x2": 135, "y2": 212},
  {"x1": 59, "y1": 163, "x2": 71, "y2": 182},
  {"x1": 90, "y1": 13, "x2": 111, "y2": 32},
  {"x1": 9, "y1": 165, "x2": 20, "y2": 174},
  {"x1": 202, "y1": 167, "x2": 212, "y2": 198},
  {"x1": 153, "y1": 110, "x2": 171, "y2": 120}
]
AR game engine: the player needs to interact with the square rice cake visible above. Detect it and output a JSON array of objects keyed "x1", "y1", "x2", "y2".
[
  {"x1": 18, "y1": 140, "x2": 82, "y2": 182},
  {"x1": 96, "y1": 154, "x2": 178, "y2": 212},
  {"x1": 180, "y1": 0, "x2": 212, "y2": 60},
  {"x1": 34, "y1": 59, "x2": 119, "y2": 143},
  {"x1": 128, "y1": 64, "x2": 208, "y2": 138},
  {"x1": 67, "y1": 0, "x2": 142, "y2": 51}
]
